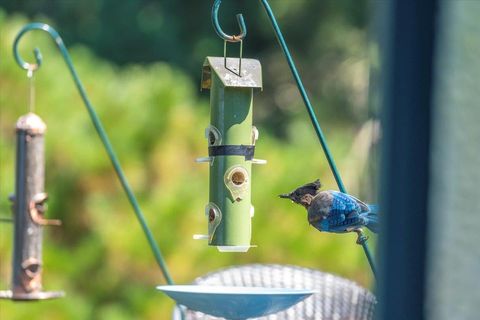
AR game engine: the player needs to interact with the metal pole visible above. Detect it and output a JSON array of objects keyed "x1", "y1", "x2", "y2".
[
  {"x1": 377, "y1": 0, "x2": 437, "y2": 318},
  {"x1": 258, "y1": 0, "x2": 377, "y2": 278}
]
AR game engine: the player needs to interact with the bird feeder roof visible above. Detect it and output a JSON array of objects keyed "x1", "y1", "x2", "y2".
[{"x1": 201, "y1": 57, "x2": 262, "y2": 90}]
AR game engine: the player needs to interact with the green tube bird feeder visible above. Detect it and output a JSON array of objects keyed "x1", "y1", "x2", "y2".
[{"x1": 196, "y1": 56, "x2": 265, "y2": 252}]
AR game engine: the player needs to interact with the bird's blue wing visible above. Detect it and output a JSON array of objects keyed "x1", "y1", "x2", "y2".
[
  {"x1": 335, "y1": 192, "x2": 380, "y2": 233},
  {"x1": 329, "y1": 190, "x2": 361, "y2": 213},
  {"x1": 319, "y1": 212, "x2": 346, "y2": 232},
  {"x1": 328, "y1": 215, "x2": 369, "y2": 234},
  {"x1": 309, "y1": 191, "x2": 369, "y2": 233},
  {"x1": 322, "y1": 191, "x2": 364, "y2": 232},
  {"x1": 309, "y1": 206, "x2": 345, "y2": 232}
]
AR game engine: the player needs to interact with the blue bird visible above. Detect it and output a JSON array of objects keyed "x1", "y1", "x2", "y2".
[{"x1": 279, "y1": 179, "x2": 379, "y2": 233}]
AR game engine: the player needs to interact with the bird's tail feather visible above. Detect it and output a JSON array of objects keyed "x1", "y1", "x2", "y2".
[
  {"x1": 367, "y1": 204, "x2": 378, "y2": 214},
  {"x1": 364, "y1": 205, "x2": 379, "y2": 233}
]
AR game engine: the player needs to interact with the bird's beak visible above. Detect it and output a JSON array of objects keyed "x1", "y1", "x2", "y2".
[{"x1": 279, "y1": 193, "x2": 291, "y2": 199}]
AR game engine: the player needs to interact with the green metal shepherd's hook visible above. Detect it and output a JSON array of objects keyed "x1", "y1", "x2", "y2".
[
  {"x1": 256, "y1": 0, "x2": 377, "y2": 278},
  {"x1": 211, "y1": 0, "x2": 378, "y2": 277},
  {"x1": 13, "y1": 23, "x2": 174, "y2": 285}
]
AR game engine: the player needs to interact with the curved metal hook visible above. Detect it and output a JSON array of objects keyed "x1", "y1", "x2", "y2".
[
  {"x1": 212, "y1": 0, "x2": 247, "y2": 42},
  {"x1": 13, "y1": 23, "x2": 65, "y2": 72}
]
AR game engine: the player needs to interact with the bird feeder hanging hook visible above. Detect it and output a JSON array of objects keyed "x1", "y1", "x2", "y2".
[
  {"x1": 212, "y1": 0, "x2": 247, "y2": 76},
  {"x1": 211, "y1": 0, "x2": 247, "y2": 43},
  {"x1": 13, "y1": 23, "x2": 50, "y2": 73}
]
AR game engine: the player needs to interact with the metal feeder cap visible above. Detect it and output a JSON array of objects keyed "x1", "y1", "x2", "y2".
[
  {"x1": 201, "y1": 57, "x2": 262, "y2": 90},
  {"x1": 16, "y1": 112, "x2": 46, "y2": 135}
]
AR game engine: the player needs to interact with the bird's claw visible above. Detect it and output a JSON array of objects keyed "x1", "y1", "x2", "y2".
[{"x1": 354, "y1": 228, "x2": 369, "y2": 244}]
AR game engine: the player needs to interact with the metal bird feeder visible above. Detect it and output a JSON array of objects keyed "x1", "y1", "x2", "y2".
[
  {"x1": 196, "y1": 56, "x2": 265, "y2": 252},
  {"x1": 0, "y1": 113, "x2": 64, "y2": 300}
]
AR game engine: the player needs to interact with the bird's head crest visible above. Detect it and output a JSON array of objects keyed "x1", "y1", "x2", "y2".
[{"x1": 279, "y1": 179, "x2": 321, "y2": 205}]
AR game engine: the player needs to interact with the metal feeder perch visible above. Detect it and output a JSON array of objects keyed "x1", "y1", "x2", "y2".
[{"x1": 0, "y1": 113, "x2": 64, "y2": 301}]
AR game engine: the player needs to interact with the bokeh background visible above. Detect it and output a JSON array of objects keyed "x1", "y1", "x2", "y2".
[{"x1": 0, "y1": 1, "x2": 380, "y2": 319}]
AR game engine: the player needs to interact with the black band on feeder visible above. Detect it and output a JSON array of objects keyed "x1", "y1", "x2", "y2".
[{"x1": 208, "y1": 145, "x2": 255, "y2": 160}]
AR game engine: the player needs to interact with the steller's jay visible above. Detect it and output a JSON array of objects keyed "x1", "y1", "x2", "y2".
[{"x1": 279, "y1": 179, "x2": 379, "y2": 233}]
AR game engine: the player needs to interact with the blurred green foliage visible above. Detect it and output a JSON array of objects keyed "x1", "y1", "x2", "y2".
[
  {"x1": 0, "y1": 2, "x2": 376, "y2": 319},
  {"x1": 1, "y1": 0, "x2": 371, "y2": 138}
]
